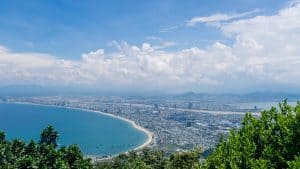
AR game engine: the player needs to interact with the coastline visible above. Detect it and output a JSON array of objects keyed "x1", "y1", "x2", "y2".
[
  {"x1": 87, "y1": 109, "x2": 154, "y2": 151},
  {"x1": 0, "y1": 101, "x2": 154, "y2": 158}
]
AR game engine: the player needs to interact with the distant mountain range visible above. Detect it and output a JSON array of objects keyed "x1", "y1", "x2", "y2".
[
  {"x1": 0, "y1": 85, "x2": 85, "y2": 96},
  {"x1": 175, "y1": 91, "x2": 300, "y2": 102},
  {"x1": 0, "y1": 85, "x2": 300, "y2": 102}
]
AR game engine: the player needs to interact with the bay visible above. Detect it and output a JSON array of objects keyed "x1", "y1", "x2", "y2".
[{"x1": 0, "y1": 102, "x2": 148, "y2": 156}]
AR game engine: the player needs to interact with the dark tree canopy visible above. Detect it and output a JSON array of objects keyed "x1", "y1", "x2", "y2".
[{"x1": 39, "y1": 125, "x2": 59, "y2": 147}]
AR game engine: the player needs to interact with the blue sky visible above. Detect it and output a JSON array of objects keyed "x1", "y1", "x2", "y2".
[
  {"x1": 0, "y1": 0, "x2": 286, "y2": 58},
  {"x1": 0, "y1": 0, "x2": 299, "y2": 93}
]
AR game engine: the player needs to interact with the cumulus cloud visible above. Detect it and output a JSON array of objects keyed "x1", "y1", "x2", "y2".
[
  {"x1": 0, "y1": 42, "x2": 235, "y2": 90},
  {"x1": 1, "y1": 3, "x2": 300, "y2": 92},
  {"x1": 221, "y1": 3, "x2": 300, "y2": 85}
]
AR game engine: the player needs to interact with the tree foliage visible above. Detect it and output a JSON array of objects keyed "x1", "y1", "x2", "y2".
[
  {"x1": 203, "y1": 100, "x2": 300, "y2": 169},
  {"x1": 0, "y1": 125, "x2": 92, "y2": 169},
  {"x1": 95, "y1": 148, "x2": 203, "y2": 169},
  {"x1": 39, "y1": 125, "x2": 59, "y2": 147}
]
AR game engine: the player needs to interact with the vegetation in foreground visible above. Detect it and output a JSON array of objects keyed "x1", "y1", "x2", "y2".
[
  {"x1": 203, "y1": 100, "x2": 300, "y2": 169},
  {"x1": 0, "y1": 100, "x2": 299, "y2": 168},
  {"x1": 0, "y1": 126, "x2": 92, "y2": 169}
]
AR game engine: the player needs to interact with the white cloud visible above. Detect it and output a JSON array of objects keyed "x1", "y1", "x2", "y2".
[
  {"x1": 145, "y1": 36, "x2": 162, "y2": 40},
  {"x1": 186, "y1": 9, "x2": 260, "y2": 26},
  {"x1": 144, "y1": 36, "x2": 177, "y2": 49},
  {"x1": 0, "y1": 42, "x2": 233, "y2": 90},
  {"x1": 153, "y1": 41, "x2": 177, "y2": 49},
  {"x1": 160, "y1": 25, "x2": 179, "y2": 33},
  {"x1": 1, "y1": 3, "x2": 300, "y2": 92},
  {"x1": 221, "y1": 3, "x2": 300, "y2": 85}
]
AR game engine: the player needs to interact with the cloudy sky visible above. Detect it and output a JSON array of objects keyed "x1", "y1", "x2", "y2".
[{"x1": 0, "y1": 0, "x2": 300, "y2": 93}]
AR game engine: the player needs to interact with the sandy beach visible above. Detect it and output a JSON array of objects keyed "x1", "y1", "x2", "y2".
[
  {"x1": 0, "y1": 101, "x2": 154, "y2": 156},
  {"x1": 87, "y1": 109, "x2": 154, "y2": 151}
]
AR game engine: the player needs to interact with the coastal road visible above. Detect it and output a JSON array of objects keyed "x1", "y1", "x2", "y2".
[{"x1": 121, "y1": 103, "x2": 260, "y2": 116}]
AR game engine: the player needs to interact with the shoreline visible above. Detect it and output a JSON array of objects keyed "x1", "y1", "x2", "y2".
[{"x1": 0, "y1": 101, "x2": 154, "y2": 159}]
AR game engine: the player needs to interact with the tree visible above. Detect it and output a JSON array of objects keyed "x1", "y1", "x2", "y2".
[
  {"x1": 204, "y1": 100, "x2": 300, "y2": 169},
  {"x1": 167, "y1": 151, "x2": 201, "y2": 169},
  {"x1": 288, "y1": 156, "x2": 300, "y2": 169},
  {"x1": 0, "y1": 131, "x2": 5, "y2": 142},
  {"x1": 39, "y1": 125, "x2": 59, "y2": 147},
  {"x1": 140, "y1": 148, "x2": 167, "y2": 169},
  {"x1": 0, "y1": 126, "x2": 92, "y2": 169}
]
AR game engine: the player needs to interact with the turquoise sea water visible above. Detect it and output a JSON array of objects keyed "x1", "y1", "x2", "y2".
[{"x1": 0, "y1": 102, "x2": 147, "y2": 156}]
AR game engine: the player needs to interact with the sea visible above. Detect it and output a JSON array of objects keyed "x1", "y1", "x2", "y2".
[{"x1": 0, "y1": 102, "x2": 148, "y2": 156}]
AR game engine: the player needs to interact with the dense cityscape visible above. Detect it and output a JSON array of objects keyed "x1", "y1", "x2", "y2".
[{"x1": 1, "y1": 93, "x2": 285, "y2": 156}]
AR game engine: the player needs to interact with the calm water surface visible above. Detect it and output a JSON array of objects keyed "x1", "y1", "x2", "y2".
[{"x1": 0, "y1": 102, "x2": 147, "y2": 156}]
